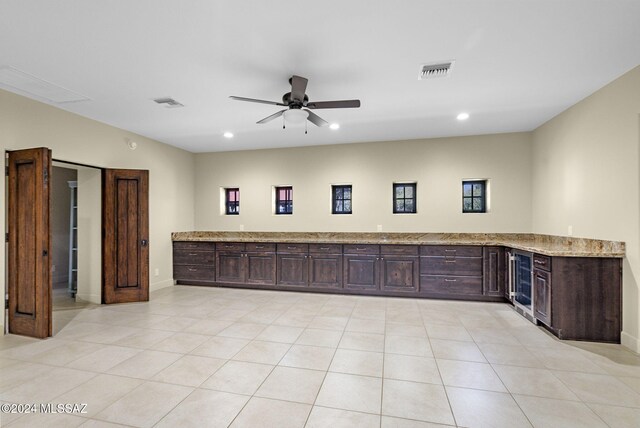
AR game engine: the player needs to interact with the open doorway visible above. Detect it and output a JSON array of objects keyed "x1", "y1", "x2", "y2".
[{"x1": 50, "y1": 162, "x2": 103, "y2": 316}]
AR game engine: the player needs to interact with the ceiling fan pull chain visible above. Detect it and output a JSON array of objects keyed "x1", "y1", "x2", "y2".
[
  {"x1": 305, "y1": 120, "x2": 308, "y2": 134},
  {"x1": 282, "y1": 115, "x2": 285, "y2": 129}
]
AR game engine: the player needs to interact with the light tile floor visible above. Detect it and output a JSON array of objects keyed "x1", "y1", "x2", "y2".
[{"x1": 1, "y1": 285, "x2": 639, "y2": 427}]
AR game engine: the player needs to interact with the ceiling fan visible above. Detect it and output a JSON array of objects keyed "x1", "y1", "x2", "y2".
[{"x1": 230, "y1": 75, "x2": 360, "y2": 129}]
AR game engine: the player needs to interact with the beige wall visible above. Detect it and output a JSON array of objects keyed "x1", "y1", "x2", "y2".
[
  {"x1": 195, "y1": 133, "x2": 533, "y2": 233},
  {"x1": 532, "y1": 65, "x2": 640, "y2": 351},
  {"x1": 0, "y1": 88, "x2": 196, "y2": 327}
]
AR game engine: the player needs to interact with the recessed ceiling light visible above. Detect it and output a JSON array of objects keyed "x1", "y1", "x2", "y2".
[
  {"x1": 223, "y1": 132, "x2": 234, "y2": 138},
  {"x1": 329, "y1": 123, "x2": 340, "y2": 130},
  {"x1": 457, "y1": 112, "x2": 470, "y2": 121}
]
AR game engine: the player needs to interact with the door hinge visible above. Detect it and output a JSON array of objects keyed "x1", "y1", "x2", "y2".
[
  {"x1": 43, "y1": 168, "x2": 49, "y2": 184},
  {"x1": 5, "y1": 166, "x2": 8, "y2": 176},
  {"x1": 5, "y1": 232, "x2": 8, "y2": 243}
]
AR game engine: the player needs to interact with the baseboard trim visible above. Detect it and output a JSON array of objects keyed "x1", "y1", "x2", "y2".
[
  {"x1": 621, "y1": 331, "x2": 640, "y2": 353},
  {"x1": 75, "y1": 293, "x2": 100, "y2": 305},
  {"x1": 151, "y1": 278, "x2": 174, "y2": 292}
]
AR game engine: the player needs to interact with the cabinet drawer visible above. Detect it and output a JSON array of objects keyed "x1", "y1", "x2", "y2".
[
  {"x1": 343, "y1": 244, "x2": 380, "y2": 255},
  {"x1": 420, "y1": 246, "x2": 482, "y2": 257},
  {"x1": 533, "y1": 254, "x2": 551, "y2": 271},
  {"x1": 420, "y1": 275, "x2": 483, "y2": 296},
  {"x1": 421, "y1": 257, "x2": 483, "y2": 276},
  {"x1": 173, "y1": 241, "x2": 216, "y2": 251},
  {"x1": 309, "y1": 244, "x2": 342, "y2": 254},
  {"x1": 174, "y1": 265, "x2": 215, "y2": 281},
  {"x1": 277, "y1": 243, "x2": 309, "y2": 253},
  {"x1": 246, "y1": 243, "x2": 276, "y2": 252},
  {"x1": 217, "y1": 242, "x2": 245, "y2": 251},
  {"x1": 173, "y1": 250, "x2": 215, "y2": 266},
  {"x1": 381, "y1": 245, "x2": 419, "y2": 256}
]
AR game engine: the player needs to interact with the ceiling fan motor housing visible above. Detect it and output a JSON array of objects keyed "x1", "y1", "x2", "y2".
[{"x1": 282, "y1": 92, "x2": 309, "y2": 106}]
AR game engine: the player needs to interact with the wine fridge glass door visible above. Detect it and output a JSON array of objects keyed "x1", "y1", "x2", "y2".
[{"x1": 514, "y1": 253, "x2": 532, "y2": 310}]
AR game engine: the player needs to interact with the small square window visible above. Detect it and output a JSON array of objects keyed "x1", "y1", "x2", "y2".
[
  {"x1": 462, "y1": 180, "x2": 487, "y2": 213},
  {"x1": 225, "y1": 188, "x2": 239, "y2": 215},
  {"x1": 393, "y1": 183, "x2": 417, "y2": 214},
  {"x1": 332, "y1": 185, "x2": 352, "y2": 214},
  {"x1": 275, "y1": 186, "x2": 293, "y2": 215}
]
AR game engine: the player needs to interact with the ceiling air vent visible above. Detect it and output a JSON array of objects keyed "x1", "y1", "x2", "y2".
[
  {"x1": 418, "y1": 61, "x2": 454, "y2": 80},
  {"x1": 153, "y1": 97, "x2": 184, "y2": 108}
]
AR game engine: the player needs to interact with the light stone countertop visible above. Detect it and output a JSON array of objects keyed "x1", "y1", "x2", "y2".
[{"x1": 171, "y1": 231, "x2": 625, "y2": 258}]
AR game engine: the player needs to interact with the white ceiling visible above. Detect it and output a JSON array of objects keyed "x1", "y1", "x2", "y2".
[{"x1": 1, "y1": 0, "x2": 639, "y2": 153}]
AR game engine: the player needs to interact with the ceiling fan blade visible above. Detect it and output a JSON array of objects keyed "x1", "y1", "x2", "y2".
[
  {"x1": 304, "y1": 109, "x2": 328, "y2": 127},
  {"x1": 290, "y1": 75, "x2": 308, "y2": 102},
  {"x1": 306, "y1": 99, "x2": 361, "y2": 109},
  {"x1": 257, "y1": 109, "x2": 287, "y2": 124},
  {"x1": 230, "y1": 96, "x2": 286, "y2": 106}
]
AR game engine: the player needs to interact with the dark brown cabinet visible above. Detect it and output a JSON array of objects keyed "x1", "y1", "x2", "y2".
[
  {"x1": 420, "y1": 245, "x2": 484, "y2": 298},
  {"x1": 544, "y1": 257, "x2": 621, "y2": 342},
  {"x1": 343, "y1": 245, "x2": 419, "y2": 293},
  {"x1": 309, "y1": 244, "x2": 342, "y2": 288},
  {"x1": 483, "y1": 246, "x2": 505, "y2": 297},
  {"x1": 277, "y1": 244, "x2": 309, "y2": 287},
  {"x1": 173, "y1": 242, "x2": 216, "y2": 284},
  {"x1": 216, "y1": 243, "x2": 276, "y2": 285},
  {"x1": 533, "y1": 267, "x2": 552, "y2": 326},
  {"x1": 380, "y1": 246, "x2": 419, "y2": 293}
]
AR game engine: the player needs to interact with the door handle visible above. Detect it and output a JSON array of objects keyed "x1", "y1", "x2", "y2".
[{"x1": 141, "y1": 239, "x2": 148, "y2": 247}]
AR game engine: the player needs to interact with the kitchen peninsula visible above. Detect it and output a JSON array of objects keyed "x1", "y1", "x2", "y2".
[{"x1": 172, "y1": 232, "x2": 624, "y2": 343}]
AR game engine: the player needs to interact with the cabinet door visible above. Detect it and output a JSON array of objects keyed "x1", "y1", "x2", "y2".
[
  {"x1": 534, "y1": 268, "x2": 552, "y2": 326},
  {"x1": 216, "y1": 252, "x2": 245, "y2": 283},
  {"x1": 381, "y1": 256, "x2": 419, "y2": 293},
  {"x1": 246, "y1": 252, "x2": 276, "y2": 285},
  {"x1": 309, "y1": 254, "x2": 342, "y2": 288},
  {"x1": 483, "y1": 246, "x2": 504, "y2": 297},
  {"x1": 277, "y1": 253, "x2": 308, "y2": 286},
  {"x1": 343, "y1": 255, "x2": 379, "y2": 290}
]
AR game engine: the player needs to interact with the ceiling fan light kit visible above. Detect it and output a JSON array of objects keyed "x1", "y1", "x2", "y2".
[{"x1": 230, "y1": 75, "x2": 360, "y2": 132}]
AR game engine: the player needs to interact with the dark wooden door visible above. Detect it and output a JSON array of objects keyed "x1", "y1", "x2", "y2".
[
  {"x1": 344, "y1": 255, "x2": 379, "y2": 290},
  {"x1": 381, "y1": 256, "x2": 419, "y2": 293},
  {"x1": 483, "y1": 246, "x2": 505, "y2": 297},
  {"x1": 533, "y1": 268, "x2": 552, "y2": 326},
  {"x1": 277, "y1": 253, "x2": 308, "y2": 286},
  {"x1": 102, "y1": 169, "x2": 149, "y2": 304},
  {"x1": 246, "y1": 252, "x2": 276, "y2": 285},
  {"x1": 309, "y1": 254, "x2": 342, "y2": 288},
  {"x1": 7, "y1": 148, "x2": 52, "y2": 338}
]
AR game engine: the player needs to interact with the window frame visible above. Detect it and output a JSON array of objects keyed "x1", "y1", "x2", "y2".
[
  {"x1": 275, "y1": 186, "x2": 293, "y2": 215},
  {"x1": 225, "y1": 187, "x2": 240, "y2": 215},
  {"x1": 331, "y1": 184, "x2": 352, "y2": 215},
  {"x1": 462, "y1": 180, "x2": 487, "y2": 213},
  {"x1": 393, "y1": 182, "x2": 417, "y2": 214}
]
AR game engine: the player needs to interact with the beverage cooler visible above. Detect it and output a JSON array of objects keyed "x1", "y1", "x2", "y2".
[{"x1": 507, "y1": 249, "x2": 535, "y2": 321}]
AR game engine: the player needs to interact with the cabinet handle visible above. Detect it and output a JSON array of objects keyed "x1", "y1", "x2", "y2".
[
  {"x1": 287, "y1": 246, "x2": 297, "y2": 250},
  {"x1": 188, "y1": 268, "x2": 197, "y2": 272},
  {"x1": 320, "y1": 247, "x2": 330, "y2": 250},
  {"x1": 356, "y1": 247, "x2": 367, "y2": 251},
  {"x1": 256, "y1": 245, "x2": 265, "y2": 249},
  {"x1": 444, "y1": 249, "x2": 457, "y2": 252},
  {"x1": 534, "y1": 260, "x2": 545, "y2": 265},
  {"x1": 445, "y1": 260, "x2": 456, "y2": 263},
  {"x1": 304, "y1": 255, "x2": 308, "y2": 259},
  {"x1": 188, "y1": 253, "x2": 198, "y2": 256},
  {"x1": 380, "y1": 257, "x2": 384, "y2": 261},
  {"x1": 444, "y1": 278, "x2": 457, "y2": 282}
]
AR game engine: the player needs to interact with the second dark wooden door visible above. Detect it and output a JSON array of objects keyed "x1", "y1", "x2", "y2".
[{"x1": 102, "y1": 169, "x2": 149, "y2": 304}]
